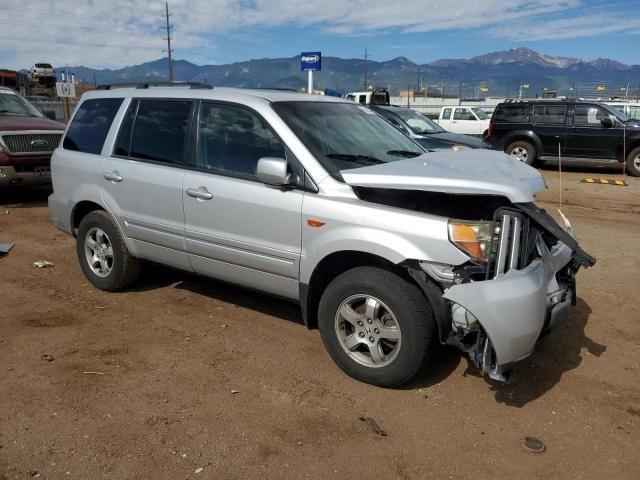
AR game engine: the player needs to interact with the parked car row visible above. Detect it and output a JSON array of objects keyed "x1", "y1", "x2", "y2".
[{"x1": 485, "y1": 98, "x2": 640, "y2": 176}]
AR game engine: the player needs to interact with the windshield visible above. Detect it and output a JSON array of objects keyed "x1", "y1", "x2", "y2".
[
  {"x1": 601, "y1": 103, "x2": 631, "y2": 122},
  {"x1": 471, "y1": 108, "x2": 490, "y2": 120},
  {"x1": 272, "y1": 101, "x2": 425, "y2": 181},
  {"x1": 0, "y1": 92, "x2": 43, "y2": 117},
  {"x1": 393, "y1": 109, "x2": 445, "y2": 134}
]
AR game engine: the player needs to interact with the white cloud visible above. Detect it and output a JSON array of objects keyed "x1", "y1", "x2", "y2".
[{"x1": 0, "y1": 0, "x2": 637, "y2": 69}]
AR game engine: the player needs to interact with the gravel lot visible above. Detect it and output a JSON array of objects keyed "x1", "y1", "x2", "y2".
[{"x1": 1, "y1": 165, "x2": 638, "y2": 479}]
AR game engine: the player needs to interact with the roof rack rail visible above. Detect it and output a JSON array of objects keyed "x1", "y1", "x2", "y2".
[{"x1": 96, "y1": 81, "x2": 213, "y2": 90}]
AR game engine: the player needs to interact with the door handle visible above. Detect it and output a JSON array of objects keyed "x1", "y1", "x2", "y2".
[
  {"x1": 103, "y1": 171, "x2": 123, "y2": 183},
  {"x1": 452, "y1": 121, "x2": 457, "y2": 123},
  {"x1": 186, "y1": 187, "x2": 213, "y2": 200}
]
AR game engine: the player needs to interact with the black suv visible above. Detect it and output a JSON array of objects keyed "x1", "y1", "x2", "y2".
[{"x1": 486, "y1": 99, "x2": 640, "y2": 176}]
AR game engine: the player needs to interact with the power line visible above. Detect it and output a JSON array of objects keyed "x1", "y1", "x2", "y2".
[{"x1": 163, "y1": 2, "x2": 174, "y2": 81}]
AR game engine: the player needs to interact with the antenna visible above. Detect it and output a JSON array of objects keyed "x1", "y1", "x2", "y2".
[{"x1": 163, "y1": 2, "x2": 174, "y2": 81}]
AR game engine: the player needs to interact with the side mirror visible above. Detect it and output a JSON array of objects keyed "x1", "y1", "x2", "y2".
[
  {"x1": 43, "y1": 110, "x2": 57, "y2": 120},
  {"x1": 257, "y1": 157, "x2": 290, "y2": 186},
  {"x1": 601, "y1": 117, "x2": 614, "y2": 128}
]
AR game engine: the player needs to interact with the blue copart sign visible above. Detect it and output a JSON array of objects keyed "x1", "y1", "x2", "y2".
[{"x1": 301, "y1": 52, "x2": 321, "y2": 71}]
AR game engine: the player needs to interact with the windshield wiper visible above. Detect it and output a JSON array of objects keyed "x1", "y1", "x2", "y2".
[
  {"x1": 325, "y1": 153, "x2": 385, "y2": 165},
  {"x1": 386, "y1": 150, "x2": 423, "y2": 158}
]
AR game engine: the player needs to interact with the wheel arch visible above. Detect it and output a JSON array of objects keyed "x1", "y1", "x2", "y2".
[
  {"x1": 503, "y1": 130, "x2": 543, "y2": 154},
  {"x1": 71, "y1": 200, "x2": 106, "y2": 236},
  {"x1": 300, "y1": 252, "x2": 449, "y2": 343},
  {"x1": 301, "y1": 251, "x2": 406, "y2": 330}
]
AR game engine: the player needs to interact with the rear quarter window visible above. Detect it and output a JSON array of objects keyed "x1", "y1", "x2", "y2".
[
  {"x1": 493, "y1": 105, "x2": 528, "y2": 123},
  {"x1": 63, "y1": 98, "x2": 123, "y2": 154}
]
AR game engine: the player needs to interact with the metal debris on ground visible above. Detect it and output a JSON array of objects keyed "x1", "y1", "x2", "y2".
[
  {"x1": 231, "y1": 389, "x2": 240, "y2": 394},
  {"x1": 359, "y1": 416, "x2": 387, "y2": 436},
  {"x1": 40, "y1": 353, "x2": 54, "y2": 362},
  {"x1": 581, "y1": 178, "x2": 628, "y2": 186},
  {"x1": 32, "y1": 260, "x2": 55, "y2": 268},
  {"x1": 0, "y1": 243, "x2": 15, "y2": 256},
  {"x1": 83, "y1": 371, "x2": 105, "y2": 375},
  {"x1": 522, "y1": 436, "x2": 546, "y2": 454}
]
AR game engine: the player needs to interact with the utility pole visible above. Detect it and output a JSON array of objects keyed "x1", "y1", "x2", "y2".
[
  {"x1": 363, "y1": 48, "x2": 368, "y2": 91},
  {"x1": 163, "y1": 2, "x2": 174, "y2": 81}
]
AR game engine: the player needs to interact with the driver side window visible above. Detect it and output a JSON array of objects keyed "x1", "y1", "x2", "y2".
[
  {"x1": 197, "y1": 103, "x2": 285, "y2": 181},
  {"x1": 574, "y1": 105, "x2": 611, "y2": 127},
  {"x1": 454, "y1": 108, "x2": 472, "y2": 120}
]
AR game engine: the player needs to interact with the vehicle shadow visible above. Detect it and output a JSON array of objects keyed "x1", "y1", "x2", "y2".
[
  {"x1": 538, "y1": 159, "x2": 625, "y2": 176},
  {"x1": 0, "y1": 185, "x2": 52, "y2": 207},
  {"x1": 131, "y1": 262, "x2": 305, "y2": 326},
  {"x1": 403, "y1": 343, "x2": 462, "y2": 390},
  {"x1": 129, "y1": 263, "x2": 462, "y2": 386},
  {"x1": 485, "y1": 298, "x2": 605, "y2": 407}
]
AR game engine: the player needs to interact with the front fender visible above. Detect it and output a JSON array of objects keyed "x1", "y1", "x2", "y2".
[{"x1": 300, "y1": 224, "x2": 468, "y2": 285}]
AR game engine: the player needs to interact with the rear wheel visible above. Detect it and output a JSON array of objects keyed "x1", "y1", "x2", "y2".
[
  {"x1": 76, "y1": 211, "x2": 140, "y2": 291},
  {"x1": 507, "y1": 140, "x2": 536, "y2": 166},
  {"x1": 626, "y1": 147, "x2": 640, "y2": 177},
  {"x1": 318, "y1": 266, "x2": 436, "y2": 387}
]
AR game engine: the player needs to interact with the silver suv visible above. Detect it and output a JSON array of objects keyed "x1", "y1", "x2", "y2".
[{"x1": 48, "y1": 83, "x2": 595, "y2": 387}]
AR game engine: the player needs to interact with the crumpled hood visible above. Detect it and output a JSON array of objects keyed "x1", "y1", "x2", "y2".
[{"x1": 341, "y1": 149, "x2": 545, "y2": 203}]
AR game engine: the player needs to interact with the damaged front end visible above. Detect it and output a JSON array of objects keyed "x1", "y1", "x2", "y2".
[
  {"x1": 441, "y1": 205, "x2": 595, "y2": 382},
  {"x1": 341, "y1": 153, "x2": 595, "y2": 381}
]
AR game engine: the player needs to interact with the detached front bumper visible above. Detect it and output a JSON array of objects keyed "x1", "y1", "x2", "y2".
[
  {"x1": 440, "y1": 205, "x2": 594, "y2": 381},
  {"x1": 443, "y1": 240, "x2": 574, "y2": 368},
  {"x1": 0, "y1": 165, "x2": 51, "y2": 186}
]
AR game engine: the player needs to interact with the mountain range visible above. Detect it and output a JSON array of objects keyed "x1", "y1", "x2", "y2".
[{"x1": 60, "y1": 47, "x2": 640, "y2": 98}]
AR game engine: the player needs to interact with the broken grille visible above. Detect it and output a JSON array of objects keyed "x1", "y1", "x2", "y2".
[
  {"x1": 487, "y1": 210, "x2": 531, "y2": 279},
  {"x1": 0, "y1": 133, "x2": 62, "y2": 155}
]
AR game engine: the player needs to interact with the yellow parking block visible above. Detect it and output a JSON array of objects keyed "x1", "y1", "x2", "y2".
[{"x1": 581, "y1": 178, "x2": 628, "y2": 186}]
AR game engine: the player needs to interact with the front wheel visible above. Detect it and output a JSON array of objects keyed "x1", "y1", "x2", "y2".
[
  {"x1": 318, "y1": 266, "x2": 436, "y2": 387},
  {"x1": 506, "y1": 140, "x2": 536, "y2": 166},
  {"x1": 626, "y1": 147, "x2": 640, "y2": 177}
]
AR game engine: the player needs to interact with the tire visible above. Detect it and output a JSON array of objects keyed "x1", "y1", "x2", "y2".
[
  {"x1": 506, "y1": 140, "x2": 536, "y2": 166},
  {"x1": 626, "y1": 147, "x2": 640, "y2": 177},
  {"x1": 318, "y1": 266, "x2": 436, "y2": 387},
  {"x1": 76, "y1": 210, "x2": 140, "y2": 291}
]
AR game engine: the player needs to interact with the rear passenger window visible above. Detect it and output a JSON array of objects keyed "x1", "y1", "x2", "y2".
[
  {"x1": 63, "y1": 98, "x2": 123, "y2": 154},
  {"x1": 442, "y1": 108, "x2": 452, "y2": 120},
  {"x1": 533, "y1": 105, "x2": 567, "y2": 125},
  {"x1": 493, "y1": 105, "x2": 528, "y2": 123},
  {"x1": 129, "y1": 99, "x2": 192, "y2": 164},
  {"x1": 196, "y1": 103, "x2": 285, "y2": 181}
]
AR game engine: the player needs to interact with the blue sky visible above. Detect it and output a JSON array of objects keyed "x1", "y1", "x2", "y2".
[{"x1": 0, "y1": 0, "x2": 638, "y2": 69}]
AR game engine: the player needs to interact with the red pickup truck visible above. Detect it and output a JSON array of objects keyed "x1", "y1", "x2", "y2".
[{"x1": 0, "y1": 87, "x2": 65, "y2": 186}]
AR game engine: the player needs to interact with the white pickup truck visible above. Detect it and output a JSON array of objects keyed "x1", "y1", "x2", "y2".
[{"x1": 435, "y1": 106, "x2": 491, "y2": 137}]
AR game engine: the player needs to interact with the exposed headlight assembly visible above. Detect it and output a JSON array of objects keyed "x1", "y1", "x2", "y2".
[{"x1": 448, "y1": 219, "x2": 494, "y2": 262}]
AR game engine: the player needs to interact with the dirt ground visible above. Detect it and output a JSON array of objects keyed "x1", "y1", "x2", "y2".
[{"x1": 1, "y1": 163, "x2": 639, "y2": 479}]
